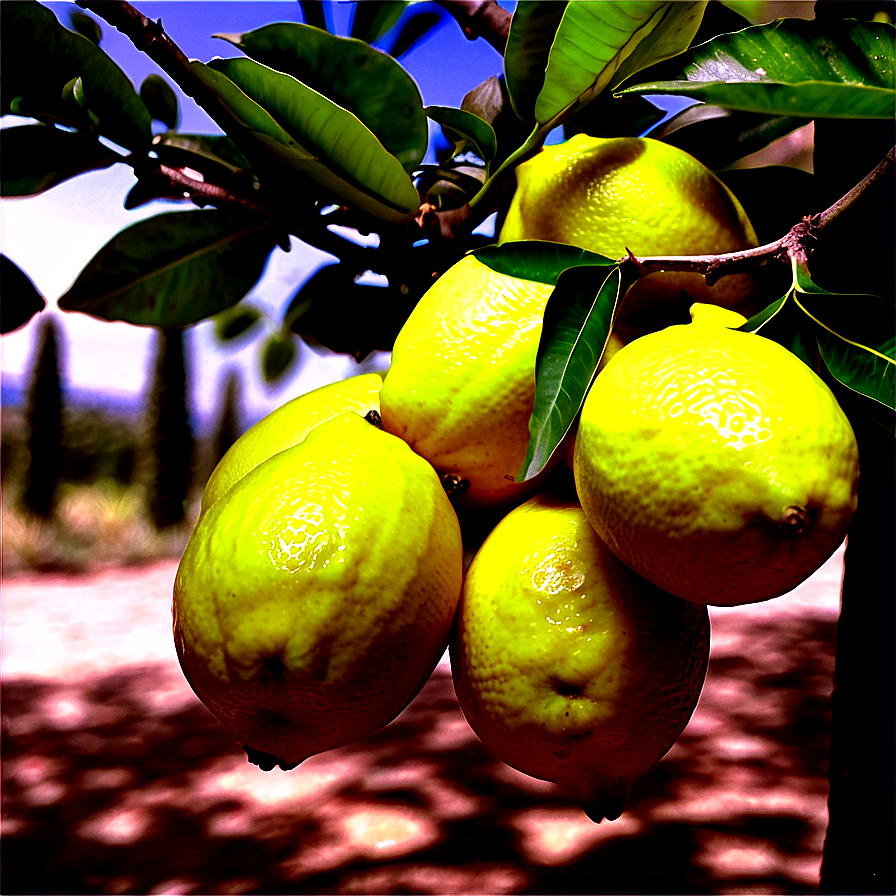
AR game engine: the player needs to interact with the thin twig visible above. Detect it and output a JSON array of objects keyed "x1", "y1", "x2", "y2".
[{"x1": 625, "y1": 146, "x2": 896, "y2": 282}]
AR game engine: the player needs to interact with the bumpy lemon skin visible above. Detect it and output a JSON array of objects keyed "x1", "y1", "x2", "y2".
[
  {"x1": 451, "y1": 493, "x2": 709, "y2": 823},
  {"x1": 380, "y1": 255, "x2": 559, "y2": 509},
  {"x1": 200, "y1": 373, "x2": 383, "y2": 517},
  {"x1": 174, "y1": 413, "x2": 463, "y2": 768},
  {"x1": 573, "y1": 314, "x2": 860, "y2": 606},
  {"x1": 500, "y1": 135, "x2": 760, "y2": 340}
]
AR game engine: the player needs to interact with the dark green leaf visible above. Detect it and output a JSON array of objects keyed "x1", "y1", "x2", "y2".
[
  {"x1": 214, "y1": 23, "x2": 427, "y2": 173},
  {"x1": 350, "y1": 2, "x2": 408, "y2": 44},
  {"x1": 69, "y1": 11, "x2": 102, "y2": 45},
  {"x1": 1, "y1": 2, "x2": 152, "y2": 149},
  {"x1": 534, "y1": 2, "x2": 707, "y2": 127},
  {"x1": 214, "y1": 304, "x2": 263, "y2": 342},
  {"x1": 1, "y1": 255, "x2": 46, "y2": 334},
  {"x1": 57, "y1": 209, "x2": 276, "y2": 327},
  {"x1": 792, "y1": 270, "x2": 895, "y2": 411},
  {"x1": 152, "y1": 132, "x2": 255, "y2": 180},
  {"x1": 298, "y1": 1, "x2": 328, "y2": 32},
  {"x1": 504, "y1": 2, "x2": 567, "y2": 121},
  {"x1": 385, "y1": 11, "x2": 442, "y2": 59},
  {"x1": 0, "y1": 124, "x2": 116, "y2": 197},
  {"x1": 651, "y1": 104, "x2": 806, "y2": 170},
  {"x1": 519, "y1": 265, "x2": 626, "y2": 481},
  {"x1": 425, "y1": 105, "x2": 497, "y2": 164},
  {"x1": 563, "y1": 91, "x2": 665, "y2": 139},
  {"x1": 416, "y1": 164, "x2": 485, "y2": 210},
  {"x1": 619, "y1": 19, "x2": 896, "y2": 119},
  {"x1": 261, "y1": 334, "x2": 297, "y2": 383},
  {"x1": 472, "y1": 240, "x2": 615, "y2": 285},
  {"x1": 203, "y1": 58, "x2": 420, "y2": 221},
  {"x1": 140, "y1": 74, "x2": 180, "y2": 129}
]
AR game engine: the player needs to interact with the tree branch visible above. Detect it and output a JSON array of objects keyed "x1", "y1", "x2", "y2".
[
  {"x1": 436, "y1": 0, "x2": 511, "y2": 54},
  {"x1": 623, "y1": 146, "x2": 896, "y2": 283}
]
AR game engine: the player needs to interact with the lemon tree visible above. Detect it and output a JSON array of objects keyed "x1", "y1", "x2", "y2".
[{"x1": 2, "y1": 0, "x2": 894, "y2": 890}]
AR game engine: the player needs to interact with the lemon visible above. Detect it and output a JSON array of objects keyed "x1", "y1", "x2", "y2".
[
  {"x1": 379, "y1": 254, "x2": 558, "y2": 509},
  {"x1": 500, "y1": 135, "x2": 760, "y2": 340},
  {"x1": 174, "y1": 412, "x2": 463, "y2": 769},
  {"x1": 573, "y1": 303, "x2": 860, "y2": 606},
  {"x1": 451, "y1": 492, "x2": 710, "y2": 823},
  {"x1": 200, "y1": 373, "x2": 382, "y2": 516}
]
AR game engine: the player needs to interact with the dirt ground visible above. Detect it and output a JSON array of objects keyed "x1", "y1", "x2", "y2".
[{"x1": 1, "y1": 545, "x2": 844, "y2": 895}]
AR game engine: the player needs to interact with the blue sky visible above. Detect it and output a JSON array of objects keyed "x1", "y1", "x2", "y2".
[{"x1": 1, "y1": 1, "x2": 682, "y2": 430}]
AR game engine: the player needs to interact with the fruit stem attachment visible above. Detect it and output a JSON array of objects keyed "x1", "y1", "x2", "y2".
[
  {"x1": 440, "y1": 473, "x2": 470, "y2": 498},
  {"x1": 779, "y1": 504, "x2": 811, "y2": 538}
]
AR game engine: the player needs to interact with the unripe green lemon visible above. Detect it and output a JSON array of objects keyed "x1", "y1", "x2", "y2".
[
  {"x1": 200, "y1": 373, "x2": 382, "y2": 516},
  {"x1": 174, "y1": 412, "x2": 463, "y2": 769},
  {"x1": 500, "y1": 135, "x2": 760, "y2": 340},
  {"x1": 451, "y1": 492, "x2": 710, "y2": 823},
  {"x1": 573, "y1": 303, "x2": 860, "y2": 606},
  {"x1": 380, "y1": 254, "x2": 558, "y2": 509}
]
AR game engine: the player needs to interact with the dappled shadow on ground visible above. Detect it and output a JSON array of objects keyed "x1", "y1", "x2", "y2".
[{"x1": 2, "y1": 611, "x2": 835, "y2": 896}]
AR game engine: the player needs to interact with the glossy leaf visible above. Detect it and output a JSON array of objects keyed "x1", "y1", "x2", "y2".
[
  {"x1": 152, "y1": 133, "x2": 256, "y2": 181},
  {"x1": 504, "y1": 2, "x2": 567, "y2": 121},
  {"x1": 792, "y1": 269, "x2": 895, "y2": 412},
  {"x1": 563, "y1": 90, "x2": 665, "y2": 139},
  {"x1": 519, "y1": 265, "x2": 626, "y2": 481},
  {"x1": 651, "y1": 104, "x2": 805, "y2": 170},
  {"x1": 140, "y1": 74, "x2": 180, "y2": 129},
  {"x1": 350, "y1": 2, "x2": 409, "y2": 45},
  {"x1": 1, "y1": 124, "x2": 116, "y2": 197},
  {"x1": 214, "y1": 23, "x2": 427, "y2": 173},
  {"x1": 297, "y1": 1, "x2": 328, "y2": 32},
  {"x1": 461, "y1": 75, "x2": 533, "y2": 170},
  {"x1": 261, "y1": 334, "x2": 297, "y2": 383},
  {"x1": 534, "y1": 2, "x2": 707, "y2": 126},
  {"x1": 425, "y1": 106, "x2": 497, "y2": 164},
  {"x1": 1, "y1": 255, "x2": 46, "y2": 335},
  {"x1": 57, "y1": 210, "x2": 276, "y2": 328},
  {"x1": 0, "y1": 2, "x2": 151, "y2": 150},
  {"x1": 204, "y1": 58, "x2": 420, "y2": 221},
  {"x1": 473, "y1": 240, "x2": 615, "y2": 285},
  {"x1": 619, "y1": 19, "x2": 896, "y2": 119}
]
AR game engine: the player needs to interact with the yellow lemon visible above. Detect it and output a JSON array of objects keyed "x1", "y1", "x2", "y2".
[
  {"x1": 200, "y1": 373, "x2": 382, "y2": 516},
  {"x1": 573, "y1": 303, "x2": 860, "y2": 605},
  {"x1": 451, "y1": 492, "x2": 710, "y2": 823},
  {"x1": 174, "y1": 412, "x2": 463, "y2": 769},
  {"x1": 379, "y1": 254, "x2": 558, "y2": 509},
  {"x1": 500, "y1": 135, "x2": 760, "y2": 340}
]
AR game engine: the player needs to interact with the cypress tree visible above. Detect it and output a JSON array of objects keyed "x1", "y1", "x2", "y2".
[
  {"x1": 145, "y1": 327, "x2": 194, "y2": 529},
  {"x1": 211, "y1": 367, "x2": 242, "y2": 473},
  {"x1": 21, "y1": 315, "x2": 65, "y2": 517}
]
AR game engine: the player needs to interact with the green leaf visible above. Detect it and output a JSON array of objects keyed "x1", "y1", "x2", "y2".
[
  {"x1": 140, "y1": 74, "x2": 180, "y2": 129},
  {"x1": 792, "y1": 269, "x2": 895, "y2": 412},
  {"x1": 504, "y1": 2, "x2": 568, "y2": 121},
  {"x1": 518, "y1": 265, "x2": 626, "y2": 481},
  {"x1": 350, "y1": 2, "x2": 409, "y2": 44},
  {"x1": 461, "y1": 75, "x2": 533, "y2": 170},
  {"x1": 651, "y1": 104, "x2": 806, "y2": 170},
  {"x1": 563, "y1": 90, "x2": 665, "y2": 139},
  {"x1": 214, "y1": 303, "x2": 263, "y2": 342},
  {"x1": 69, "y1": 11, "x2": 102, "y2": 45},
  {"x1": 261, "y1": 334, "x2": 297, "y2": 383},
  {"x1": 213, "y1": 23, "x2": 427, "y2": 173},
  {"x1": 57, "y1": 209, "x2": 277, "y2": 328},
  {"x1": 151, "y1": 132, "x2": 256, "y2": 181},
  {"x1": 384, "y1": 11, "x2": 442, "y2": 59},
  {"x1": 1, "y1": 255, "x2": 46, "y2": 335},
  {"x1": 533, "y1": 2, "x2": 707, "y2": 126},
  {"x1": 202, "y1": 58, "x2": 420, "y2": 222},
  {"x1": 298, "y1": 1, "x2": 329, "y2": 33},
  {"x1": 472, "y1": 240, "x2": 616, "y2": 285},
  {"x1": 1, "y1": 2, "x2": 152, "y2": 149},
  {"x1": 619, "y1": 19, "x2": 896, "y2": 119},
  {"x1": 1, "y1": 124, "x2": 116, "y2": 197},
  {"x1": 425, "y1": 105, "x2": 497, "y2": 165}
]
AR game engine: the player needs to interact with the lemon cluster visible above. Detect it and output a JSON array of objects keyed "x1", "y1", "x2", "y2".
[{"x1": 174, "y1": 137, "x2": 859, "y2": 822}]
